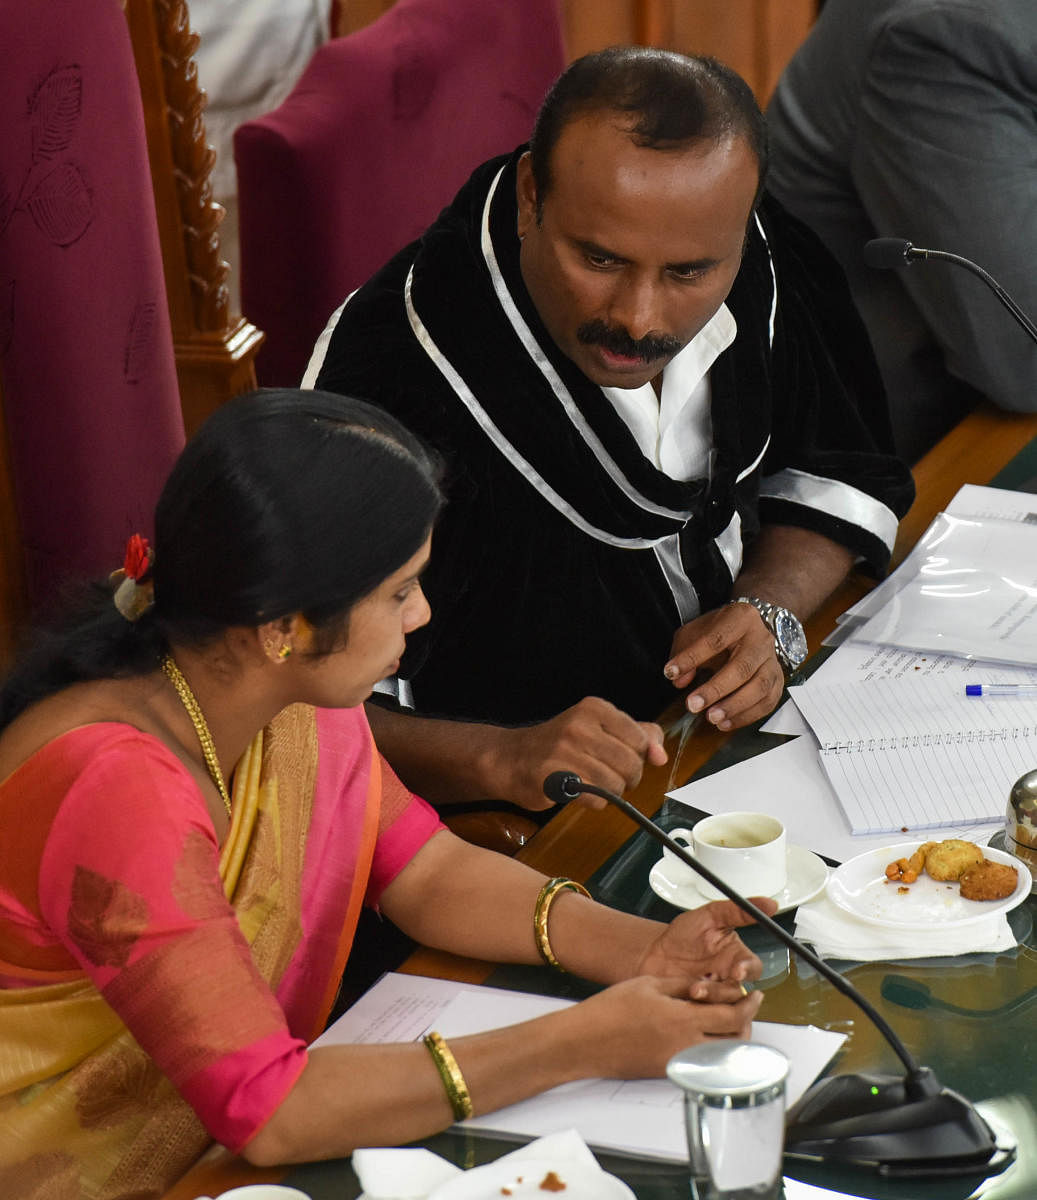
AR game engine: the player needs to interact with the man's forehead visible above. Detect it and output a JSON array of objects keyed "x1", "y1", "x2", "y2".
[
  {"x1": 546, "y1": 112, "x2": 757, "y2": 199},
  {"x1": 541, "y1": 116, "x2": 759, "y2": 250}
]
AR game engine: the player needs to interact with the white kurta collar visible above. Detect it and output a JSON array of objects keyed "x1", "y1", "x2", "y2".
[{"x1": 602, "y1": 304, "x2": 737, "y2": 482}]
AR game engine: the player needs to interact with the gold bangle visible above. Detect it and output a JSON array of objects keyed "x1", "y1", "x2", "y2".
[
  {"x1": 423, "y1": 1031, "x2": 473, "y2": 1121},
  {"x1": 533, "y1": 876, "x2": 590, "y2": 971}
]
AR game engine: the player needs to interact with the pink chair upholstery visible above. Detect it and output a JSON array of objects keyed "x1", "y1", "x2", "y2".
[
  {"x1": 0, "y1": 0, "x2": 184, "y2": 605},
  {"x1": 234, "y1": 0, "x2": 566, "y2": 386}
]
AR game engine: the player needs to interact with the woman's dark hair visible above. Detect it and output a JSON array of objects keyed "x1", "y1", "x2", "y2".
[
  {"x1": 529, "y1": 47, "x2": 769, "y2": 216},
  {"x1": 0, "y1": 389, "x2": 443, "y2": 729}
]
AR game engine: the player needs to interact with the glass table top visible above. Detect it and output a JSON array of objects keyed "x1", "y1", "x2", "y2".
[{"x1": 280, "y1": 775, "x2": 1037, "y2": 1200}]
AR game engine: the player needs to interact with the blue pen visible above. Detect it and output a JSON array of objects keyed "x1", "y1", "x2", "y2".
[{"x1": 965, "y1": 683, "x2": 1037, "y2": 697}]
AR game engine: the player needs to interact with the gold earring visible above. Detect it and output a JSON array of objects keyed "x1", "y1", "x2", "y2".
[{"x1": 278, "y1": 644, "x2": 293, "y2": 660}]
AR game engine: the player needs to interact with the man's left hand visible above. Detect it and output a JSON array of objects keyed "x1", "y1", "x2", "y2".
[{"x1": 663, "y1": 602, "x2": 783, "y2": 730}]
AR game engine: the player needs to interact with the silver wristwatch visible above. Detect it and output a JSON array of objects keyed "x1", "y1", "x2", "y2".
[{"x1": 734, "y1": 596, "x2": 808, "y2": 676}]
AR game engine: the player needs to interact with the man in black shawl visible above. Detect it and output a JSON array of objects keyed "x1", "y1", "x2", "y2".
[{"x1": 306, "y1": 48, "x2": 915, "y2": 816}]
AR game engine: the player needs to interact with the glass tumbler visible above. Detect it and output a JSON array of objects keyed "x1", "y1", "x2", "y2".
[{"x1": 667, "y1": 1040, "x2": 789, "y2": 1200}]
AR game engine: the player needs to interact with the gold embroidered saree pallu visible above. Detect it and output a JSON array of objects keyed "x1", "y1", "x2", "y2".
[{"x1": 0, "y1": 705, "x2": 381, "y2": 1200}]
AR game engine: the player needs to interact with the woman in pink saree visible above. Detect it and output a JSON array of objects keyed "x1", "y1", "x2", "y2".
[{"x1": 0, "y1": 390, "x2": 772, "y2": 1199}]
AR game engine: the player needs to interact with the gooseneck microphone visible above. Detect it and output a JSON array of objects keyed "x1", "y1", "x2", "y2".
[
  {"x1": 882, "y1": 974, "x2": 1037, "y2": 1021},
  {"x1": 544, "y1": 771, "x2": 1005, "y2": 1178},
  {"x1": 863, "y1": 237, "x2": 1037, "y2": 347}
]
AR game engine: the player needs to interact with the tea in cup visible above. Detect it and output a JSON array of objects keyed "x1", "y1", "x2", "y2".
[{"x1": 663, "y1": 813, "x2": 786, "y2": 901}]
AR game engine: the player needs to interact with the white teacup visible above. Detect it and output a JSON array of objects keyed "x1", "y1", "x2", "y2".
[{"x1": 664, "y1": 812, "x2": 786, "y2": 901}]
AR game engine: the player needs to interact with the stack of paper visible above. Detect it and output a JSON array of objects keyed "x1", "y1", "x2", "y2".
[{"x1": 317, "y1": 973, "x2": 846, "y2": 1163}]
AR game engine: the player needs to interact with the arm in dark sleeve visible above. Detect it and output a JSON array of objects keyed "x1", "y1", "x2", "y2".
[{"x1": 754, "y1": 195, "x2": 916, "y2": 574}]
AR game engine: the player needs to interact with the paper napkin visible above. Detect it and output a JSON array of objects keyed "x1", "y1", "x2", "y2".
[
  {"x1": 794, "y1": 894, "x2": 1016, "y2": 961},
  {"x1": 352, "y1": 1146, "x2": 461, "y2": 1199},
  {"x1": 353, "y1": 1129, "x2": 601, "y2": 1200}
]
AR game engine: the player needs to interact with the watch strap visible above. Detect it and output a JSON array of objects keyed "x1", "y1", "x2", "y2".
[{"x1": 732, "y1": 595, "x2": 806, "y2": 676}]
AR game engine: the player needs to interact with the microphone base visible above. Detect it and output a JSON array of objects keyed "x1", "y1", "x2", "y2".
[{"x1": 785, "y1": 1068, "x2": 1008, "y2": 1177}]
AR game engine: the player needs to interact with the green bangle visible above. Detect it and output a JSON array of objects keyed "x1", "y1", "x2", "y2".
[
  {"x1": 533, "y1": 876, "x2": 590, "y2": 971},
  {"x1": 423, "y1": 1030, "x2": 473, "y2": 1121}
]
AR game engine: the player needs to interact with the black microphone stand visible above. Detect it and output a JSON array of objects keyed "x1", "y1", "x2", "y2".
[
  {"x1": 543, "y1": 771, "x2": 1008, "y2": 1178},
  {"x1": 863, "y1": 237, "x2": 1037, "y2": 347}
]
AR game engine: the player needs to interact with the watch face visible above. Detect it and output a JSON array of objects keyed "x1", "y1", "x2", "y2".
[{"x1": 775, "y1": 610, "x2": 808, "y2": 666}]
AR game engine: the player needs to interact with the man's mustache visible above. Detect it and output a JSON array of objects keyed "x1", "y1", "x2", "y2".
[{"x1": 576, "y1": 319, "x2": 682, "y2": 363}]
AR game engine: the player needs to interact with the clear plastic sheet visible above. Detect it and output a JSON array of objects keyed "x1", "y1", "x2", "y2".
[{"x1": 848, "y1": 513, "x2": 1037, "y2": 665}]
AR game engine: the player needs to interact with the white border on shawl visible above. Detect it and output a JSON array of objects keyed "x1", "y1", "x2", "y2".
[
  {"x1": 372, "y1": 677, "x2": 415, "y2": 708},
  {"x1": 702, "y1": 212, "x2": 774, "y2": 581},
  {"x1": 713, "y1": 510, "x2": 744, "y2": 582},
  {"x1": 760, "y1": 468, "x2": 899, "y2": 552},
  {"x1": 479, "y1": 167, "x2": 697, "y2": 524},
  {"x1": 753, "y1": 211, "x2": 777, "y2": 347},
  {"x1": 654, "y1": 534, "x2": 701, "y2": 625},
  {"x1": 709, "y1": 436, "x2": 768, "y2": 581},
  {"x1": 737, "y1": 434, "x2": 770, "y2": 485},
  {"x1": 403, "y1": 267, "x2": 668, "y2": 551},
  {"x1": 301, "y1": 292, "x2": 357, "y2": 388}
]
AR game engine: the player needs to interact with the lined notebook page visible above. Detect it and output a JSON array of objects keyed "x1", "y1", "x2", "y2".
[
  {"x1": 820, "y1": 733, "x2": 1037, "y2": 834},
  {"x1": 790, "y1": 678, "x2": 1037, "y2": 834}
]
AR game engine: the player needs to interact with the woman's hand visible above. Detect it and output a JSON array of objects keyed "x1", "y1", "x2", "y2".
[
  {"x1": 635, "y1": 897, "x2": 779, "y2": 995},
  {"x1": 574, "y1": 975, "x2": 764, "y2": 1079}
]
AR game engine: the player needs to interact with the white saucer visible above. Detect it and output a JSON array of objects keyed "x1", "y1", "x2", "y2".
[{"x1": 649, "y1": 844, "x2": 829, "y2": 914}]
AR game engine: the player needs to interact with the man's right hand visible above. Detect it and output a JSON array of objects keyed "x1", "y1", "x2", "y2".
[{"x1": 493, "y1": 696, "x2": 667, "y2": 811}]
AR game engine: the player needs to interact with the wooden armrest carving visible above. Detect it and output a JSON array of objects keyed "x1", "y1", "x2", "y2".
[{"x1": 124, "y1": 0, "x2": 263, "y2": 434}]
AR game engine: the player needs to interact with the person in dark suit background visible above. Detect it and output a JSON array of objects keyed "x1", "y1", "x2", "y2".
[{"x1": 767, "y1": 0, "x2": 1037, "y2": 464}]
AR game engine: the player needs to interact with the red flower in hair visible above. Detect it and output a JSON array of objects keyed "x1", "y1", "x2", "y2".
[{"x1": 122, "y1": 534, "x2": 152, "y2": 581}]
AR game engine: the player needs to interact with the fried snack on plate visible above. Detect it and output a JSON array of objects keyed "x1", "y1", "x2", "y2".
[
  {"x1": 924, "y1": 839, "x2": 984, "y2": 881},
  {"x1": 885, "y1": 842, "x2": 934, "y2": 883},
  {"x1": 960, "y1": 859, "x2": 1018, "y2": 901}
]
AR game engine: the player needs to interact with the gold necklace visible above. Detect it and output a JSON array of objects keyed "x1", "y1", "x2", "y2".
[{"x1": 161, "y1": 654, "x2": 232, "y2": 817}]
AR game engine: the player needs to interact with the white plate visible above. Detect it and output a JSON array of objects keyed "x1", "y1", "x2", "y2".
[
  {"x1": 649, "y1": 844, "x2": 829, "y2": 914},
  {"x1": 428, "y1": 1157, "x2": 634, "y2": 1199},
  {"x1": 827, "y1": 840, "x2": 1030, "y2": 930}
]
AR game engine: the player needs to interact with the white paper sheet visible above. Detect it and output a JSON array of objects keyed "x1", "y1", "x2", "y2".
[
  {"x1": 318, "y1": 973, "x2": 846, "y2": 1163},
  {"x1": 761, "y1": 641, "x2": 1037, "y2": 738},
  {"x1": 804, "y1": 640, "x2": 1037, "y2": 691},
  {"x1": 314, "y1": 973, "x2": 464, "y2": 1046},
  {"x1": 760, "y1": 699, "x2": 811, "y2": 736}
]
